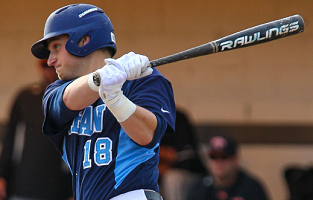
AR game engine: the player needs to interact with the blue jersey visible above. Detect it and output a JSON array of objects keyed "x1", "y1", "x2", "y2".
[{"x1": 42, "y1": 69, "x2": 176, "y2": 200}]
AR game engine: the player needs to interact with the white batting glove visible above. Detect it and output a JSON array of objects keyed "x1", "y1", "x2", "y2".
[
  {"x1": 96, "y1": 63, "x2": 126, "y2": 100},
  {"x1": 96, "y1": 64, "x2": 136, "y2": 122},
  {"x1": 105, "y1": 52, "x2": 153, "y2": 80}
]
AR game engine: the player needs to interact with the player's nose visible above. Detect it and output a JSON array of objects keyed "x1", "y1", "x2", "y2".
[{"x1": 47, "y1": 54, "x2": 57, "y2": 67}]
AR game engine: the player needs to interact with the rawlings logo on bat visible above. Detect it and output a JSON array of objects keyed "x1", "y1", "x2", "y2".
[
  {"x1": 220, "y1": 21, "x2": 300, "y2": 51},
  {"x1": 149, "y1": 15, "x2": 304, "y2": 68}
]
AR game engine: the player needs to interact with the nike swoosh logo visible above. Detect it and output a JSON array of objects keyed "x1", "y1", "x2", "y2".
[{"x1": 161, "y1": 107, "x2": 170, "y2": 113}]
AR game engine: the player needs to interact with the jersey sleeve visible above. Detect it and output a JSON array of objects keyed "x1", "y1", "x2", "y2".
[
  {"x1": 42, "y1": 80, "x2": 80, "y2": 151},
  {"x1": 123, "y1": 69, "x2": 176, "y2": 148}
]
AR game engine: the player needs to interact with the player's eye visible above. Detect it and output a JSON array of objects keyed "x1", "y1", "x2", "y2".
[
  {"x1": 47, "y1": 44, "x2": 56, "y2": 52},
  {"x1": 48, "y1": 41, "x2": 61, "y2": 52},
  {"x1": 53, "y1": 44, "x2": 60, "y2": 50}
]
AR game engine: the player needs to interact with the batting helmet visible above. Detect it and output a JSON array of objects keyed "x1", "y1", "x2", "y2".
[{"x1": 31, "y1": 4, "x2": 117, "y2": 59}]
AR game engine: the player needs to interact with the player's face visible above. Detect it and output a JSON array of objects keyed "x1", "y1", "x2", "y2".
[
  {"x1": 47, "y1": 35, "x2": 88, "y2": 81},
  {"x1": 208, "y1": 153, "x2": 239, "y2": 181}
]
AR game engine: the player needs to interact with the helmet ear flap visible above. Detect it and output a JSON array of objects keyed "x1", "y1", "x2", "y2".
[
  {"x1": 65, "y1": 29, "x2": 95, "y2": 57},
  {"x1": 66, "y1": 27, "x2": 116, "y2": 57}
]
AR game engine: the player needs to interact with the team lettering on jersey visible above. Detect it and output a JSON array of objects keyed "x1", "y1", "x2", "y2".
[
  {"x1": 68, "y1": 104, "x2": 113, "y2": 169},
  {"x1": 69, "y1": 104, "x2": 106, "y2": 136}
]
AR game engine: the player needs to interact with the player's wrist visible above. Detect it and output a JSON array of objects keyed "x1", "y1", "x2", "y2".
[{"x1": 102, "y1": 90, "x2": 136, "y2": 122}]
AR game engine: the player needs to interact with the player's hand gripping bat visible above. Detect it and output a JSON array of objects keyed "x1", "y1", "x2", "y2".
[
  {"x1": 149, "y1": 14, "x2": 304, "y2": 67},
  {"x1": 92, "y1": 15, "x2": 304, "y2": 86}
]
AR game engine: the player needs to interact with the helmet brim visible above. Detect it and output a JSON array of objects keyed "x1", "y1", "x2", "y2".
[
  {"x1": 31, "y1": 32, "x2": 64, "y2": 59},
  {"x1": 31, "y1": 40, "x2": 49, "y2": 59}
]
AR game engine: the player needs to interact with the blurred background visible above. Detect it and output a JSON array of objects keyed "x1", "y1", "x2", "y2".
[{"x1": 0, "y1": 0, "x2": 312, "y2": 199}]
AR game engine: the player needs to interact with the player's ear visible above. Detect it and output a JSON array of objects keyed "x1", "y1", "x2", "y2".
[{"x1": 78, "y1": 35, "x2": 91, "y2": 47}]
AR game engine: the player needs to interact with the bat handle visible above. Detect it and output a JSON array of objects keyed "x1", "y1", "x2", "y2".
[
  {"x1": 149, "y1": 57, "x2": 173, "y2": 68},
  {"x1": 149, "y1": 60, "x2": 158, "y2": 68}
]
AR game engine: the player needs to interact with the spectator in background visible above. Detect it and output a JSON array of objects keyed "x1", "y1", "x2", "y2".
[
  {"x1": 187, "y1": 134, "x2": 268, "y2": 200},
  {"x1": 0, "y1": 60, "x2": 72, "y2": 200},
  {"x1": 293, "y1": 168, "x2": 313, "y2": 200},
  {"x1": 159, "y1": 109, "x2": 206, "y2": 200}
]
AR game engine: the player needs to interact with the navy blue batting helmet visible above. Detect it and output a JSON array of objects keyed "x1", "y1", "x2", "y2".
[{"x1": 31, "y1": 4, "x2": 117, "y2": 59}]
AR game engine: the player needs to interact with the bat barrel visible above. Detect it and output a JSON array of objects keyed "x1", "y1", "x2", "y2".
[
  {"x1": 215, "y1": 14, "x2": 305, "y2": 52},
  {"x1": 149, "y1": 14, "x2": 304, "y2": 68}
]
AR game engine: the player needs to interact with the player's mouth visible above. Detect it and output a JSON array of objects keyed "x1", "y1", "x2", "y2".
[{"x1": 55, "y1": 66, "x2": 61, "y2": 73}]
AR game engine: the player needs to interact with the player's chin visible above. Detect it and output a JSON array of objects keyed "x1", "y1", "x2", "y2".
[
  {"x1": 56, "y1": 71, "x2": 68, "y2": 81},
  {"x1": 59, "y1": 74, "x2": 80, "y2": 81},
  {"x1": 58, "y1": 74, "x2": 69, "y2": 81},
  {"x1": 57, "y1": 74, "x2": 64, "y2": 80}
]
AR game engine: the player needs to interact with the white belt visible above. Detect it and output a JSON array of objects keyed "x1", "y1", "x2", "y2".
[{"x1": 110, "y1": 189, "x2": 163, "y2": 200}]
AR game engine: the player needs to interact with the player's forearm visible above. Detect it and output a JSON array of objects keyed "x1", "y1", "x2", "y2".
[
  {"x1": 120, "y1": 106, "x2": 157, "y2": 146},
  {"x1": 63, "y1": 75, "x2": 99, "y2": 111}
]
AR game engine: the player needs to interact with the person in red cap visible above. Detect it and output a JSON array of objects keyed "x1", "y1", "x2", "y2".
[{"x1": 187, "y1": 134, "x2": 269, "y2": 200}]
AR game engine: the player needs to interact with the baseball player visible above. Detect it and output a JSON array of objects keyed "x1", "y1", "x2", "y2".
[{"x1": 30, "y1": 3, "x2": 176, "y2": 200}]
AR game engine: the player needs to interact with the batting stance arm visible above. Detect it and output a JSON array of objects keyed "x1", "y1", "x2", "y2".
[
  {"x1": 120, "y1": 106, "x2": 157, "y2": 146},
  {"x1": 94, "y1": 52, "x2": 156, "y2": 146},
  {"x1": 63, "y1": 75, "x2": 100, "y2": 111},
  {"x1": 63, "y1": 52, "x2": 157, "y2": 146}
]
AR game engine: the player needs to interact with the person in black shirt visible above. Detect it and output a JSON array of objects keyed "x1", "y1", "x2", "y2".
[
  {"x1": 0, "y1": 60, "x2": 72, "y2": 200},
  {"x1": 187, "y1": 134, "x2": 269, "y2": 200},
  {"x1": 158, "y1": 109, "x2": 206, "y2": 200}
]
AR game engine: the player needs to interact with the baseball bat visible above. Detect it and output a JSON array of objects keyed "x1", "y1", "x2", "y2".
[
  {"x1": 92, "y1": 15, "x2": 304, "y2": 86},
  {"x1": 149, "y1": 14, "x2": 304, "y2": 67}
]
